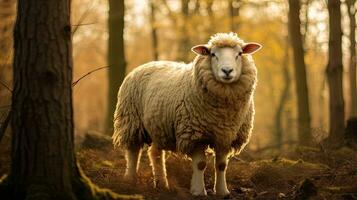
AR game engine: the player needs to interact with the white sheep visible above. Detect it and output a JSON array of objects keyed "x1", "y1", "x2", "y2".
[{"x1": 113, "y1": 33, "x2": 261, "y2": 196}]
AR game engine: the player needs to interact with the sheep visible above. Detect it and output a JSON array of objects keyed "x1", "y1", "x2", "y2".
[{"x1": 112, "y1": 32, "x2": 261, "y2": 196}]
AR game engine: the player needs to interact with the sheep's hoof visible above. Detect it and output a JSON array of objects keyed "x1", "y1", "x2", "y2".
[
  {"x1": 214, "y1": 189, "x2": 231, "y2": 197},
  {"x1": 153, "y1": 179, "x2": 169, "y2": 190},
  {"x1": 190, "y1": 188, "x2": 207, "y2": 196}
]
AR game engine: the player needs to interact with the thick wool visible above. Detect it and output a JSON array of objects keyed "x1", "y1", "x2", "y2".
[{"x1": 113, "y1": 33, "x2": 257, "y2": 156}]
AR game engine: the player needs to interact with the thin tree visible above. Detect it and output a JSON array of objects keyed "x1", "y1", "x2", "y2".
[
  {"x1": 347, "y1": 0, "x2": 357, "y2": 119},
  {"x1": 275, "y1": 35, "x2": 291, "y2": 150},
  {"x1": 150, "y1": 0, "x2": 159, "y2": 60},
  {"x1": 326, "y1": 0, "x2": 345, "y2": 143},
  {"x1": 288, "y1": 0, "x2": 312, "y2": 145},
  {"x1": 0, "y1": 0, "x2": 140, "y2": 199},
  {"x1": 178, "y1": 0, "x2": 190, "y2": 62},
  {"x1": 206, "y1": 0, "x2": 215, "y2": 35},
  {"x1": 346, "y1": 0, "x2": 357, "y2": 141},
  {"x1": 228, "y1": 0, "x2": 240, "y2": 32},
  {"x1": 106, "y1": 0, "x2": 126, "y2": 133}
]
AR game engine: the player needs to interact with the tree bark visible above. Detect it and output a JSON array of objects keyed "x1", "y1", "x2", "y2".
[
  {"x1": 0, "y1": 0, "x2": 141, "y2": 199},
  {"x1": 106, "y1": 0, "x2": 126, "y2": 133},
  {"x1": 149, "y1": 0, "x2": 159, "y2": 60},
  {"x1": 288, "y1": 0, "x2": 312, "y2": 145},
  {"x1": 326, "y1": 0, "x2": 345, "y2": 143},
  {"x1": 0, "y1": 0, "x2": 15, "y2": 104}
]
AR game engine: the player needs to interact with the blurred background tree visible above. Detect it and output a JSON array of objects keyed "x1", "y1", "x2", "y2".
[
  {"x1": 326, "y1": 0, "x2": 345, "y2": 144},
  {"x1": 106, "y1": 0, "x2": 126, "y2": 133},
  {"x1": 288, "y1": 0, "x2": 312, "y2": 146}
]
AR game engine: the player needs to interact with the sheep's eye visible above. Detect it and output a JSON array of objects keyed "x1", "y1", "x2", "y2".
[
  {"x1": 211, "y1": 53, "x2": 216, "y2": 57},
  {"x1": 239, "y1": 52, "x2": 242, "y2": 56}
]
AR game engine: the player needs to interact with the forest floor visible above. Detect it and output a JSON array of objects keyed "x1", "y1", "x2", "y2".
[{"x1": 1, "y1": 133, "x2": 357, "y2": 200}]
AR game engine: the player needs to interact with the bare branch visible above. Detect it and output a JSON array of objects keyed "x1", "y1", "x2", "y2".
[
  {"x1": 72, "y1": 66, "x2": 110, "y2": 87},
  {"x1": 72, "y1": 3, "x2": 95, "y2": 35},
  {"x1": 72, "y1": 22, "x2": 97, "y2": 27}
]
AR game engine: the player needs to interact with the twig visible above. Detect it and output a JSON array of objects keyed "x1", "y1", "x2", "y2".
[
  {"x1": 0, "y1": 110, "x2": 11, "y2": 143},
  {"x1": 0, "y1": 80, "x2": 12, "y2": 93},
  {"x1": 72, "y1": 22, "x2": 96, "y2": 27},
  {"x1": 72, "y1": 66, "x2": 110, "y2": 87},
  {"x1": 72, "y1": 2, "x2": 95, "y2": 35}
]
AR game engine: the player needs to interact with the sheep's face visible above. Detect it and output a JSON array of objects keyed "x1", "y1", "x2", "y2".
[{"x1": 192, "y1": 43, "x2": 261, "y2": 84}]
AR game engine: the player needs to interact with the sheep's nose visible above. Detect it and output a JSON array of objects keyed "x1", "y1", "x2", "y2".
[{"x1": 221, "y1": 68, "x2": 233, "y2": 76}]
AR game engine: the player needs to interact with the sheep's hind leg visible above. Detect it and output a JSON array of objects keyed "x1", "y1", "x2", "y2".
[
  {"x1": 124, "y1": 147, "x2": 142, "y2": 182},
  {"x1": 190, "y1": 147, "x2": 207, "y2": 196},
  {"x1": 148, "y1": 145, "x2": 169, "y2": 189},
  {"x1": 214, "y1": 153, "x2": 230, "y2": 196}
]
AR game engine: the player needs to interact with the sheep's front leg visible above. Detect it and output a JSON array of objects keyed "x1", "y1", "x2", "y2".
[
  {"x1": 214, "y1": 153, "x2": 230, "y2": 196},
  {"x1": 190, "y1": 148, "x2": 207, "y2": 196},
  {"x1": 148, "y1": 145, "x2": 169, "y2": 189}
]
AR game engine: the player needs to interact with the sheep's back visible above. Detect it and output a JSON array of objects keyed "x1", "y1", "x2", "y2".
[{"x1": 117, "y1": 61, "x2": 192, "y2": 150}]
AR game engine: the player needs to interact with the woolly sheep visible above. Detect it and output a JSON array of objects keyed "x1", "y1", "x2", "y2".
[{"x1": 113, "y1": 33, "x2": 261, "y2": 196}]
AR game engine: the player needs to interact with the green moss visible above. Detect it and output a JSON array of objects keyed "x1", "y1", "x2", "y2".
[
  {"x1": 322, "y1": 186, "x2": 356, "y2": 193},
  {"x1": 295, "y1": 146, "x2": 320, "y2": 153},
  {"x1": 0, "y1": 166, "x2": 143, "y2": 200},
  {"x1": 101, "y1": 160, "x2": 114, "y2": 168},
  {"x1": 256, "y1": 158, "x2": 329, "y2": 170},
  {"x1": 333, "y1": 147, "x2": 356, "y2": 158},
  {"x1": 250, "y1": 157, "x2": 330, "y2": 191},
  {"x1": 73, "y1": 165, "x2": 144, "y2": 200}
]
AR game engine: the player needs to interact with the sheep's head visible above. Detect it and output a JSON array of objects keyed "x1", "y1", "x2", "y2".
[{"x1": 192, "y1": 33, "x2": 261, "y2": 83}]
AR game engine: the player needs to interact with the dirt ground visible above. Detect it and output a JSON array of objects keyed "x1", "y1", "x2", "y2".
[
  {"x1": 77, "y1": 144, "x2": 357, "y2": 200},
  {"x1": 1, "y1": 133, "x2": 357, "y2": 200}
]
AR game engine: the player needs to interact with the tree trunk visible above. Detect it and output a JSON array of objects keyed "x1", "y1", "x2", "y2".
[
  {"x1": 326, "y1": 0, "x2": 345, "y2": 143},
  {"x1": 0, "y1": 0, "x2": 140, "y2": 199},
  {"x1": 149, "y1": 0, "x2": 159, "y2": 60},
  {"x1": 228, "y1": 0, "x2": 240, "y2": 33},
  {"x1": 275, "y1": 35, "x2": 291, "y2": 150},
  {"x1": 347, "y1": 0, "x2": 357, "y2": 118},
  {"x1": 106, "y1": 0, "x2": 126, "y2": 133},
  {"x1": 346, "y1": 0, "x2": 357, "y2": 141},
  {"x1": 288, "y1": 0, "x2": 312, "y2": 145}
]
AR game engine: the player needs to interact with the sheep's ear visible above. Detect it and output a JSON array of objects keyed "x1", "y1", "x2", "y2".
[
  {"x1": 242, "y1": 43, "x2": 262, "y2": 54},
  {"x1": 191, "y1": 45, "x2": 210, "y2": 56}
]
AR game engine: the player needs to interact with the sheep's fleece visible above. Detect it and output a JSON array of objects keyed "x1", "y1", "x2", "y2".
[{"x1": 113, "y1": 33, "x2": 257, "y2": 155}]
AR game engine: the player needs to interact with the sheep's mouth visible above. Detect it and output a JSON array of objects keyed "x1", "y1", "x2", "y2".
[
  {"x1": 220, "y1": 76, "x2": 235, "y2": 83},
  {"x1": 223, "y1": 77, "x2": 233, "y2": 80}
]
